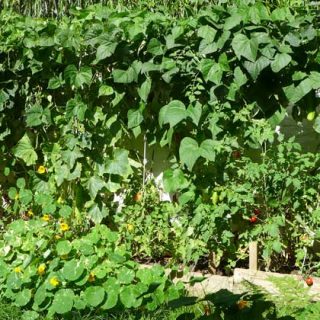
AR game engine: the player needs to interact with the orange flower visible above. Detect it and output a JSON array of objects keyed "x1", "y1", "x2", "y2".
[
  {"x1": 88, "y1": 272, "x2": 95, "y2": 283},
  {"x1": 237, "y1": 300, "x2": 249, "y2": 310}
]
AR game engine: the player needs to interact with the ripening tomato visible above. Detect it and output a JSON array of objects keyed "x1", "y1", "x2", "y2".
[
  {"x1": 133, "y1": 191, "x2": 142, "y2": 202},
  {"x1": 306, "y1": 277, "x2": 313, "y2": 286},
  {"x1": 249, "y1": 216, "x2": 258, "y2": 223}
]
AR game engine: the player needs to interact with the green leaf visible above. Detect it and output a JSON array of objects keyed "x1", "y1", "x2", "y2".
[
  {"x1": 96, "y1": 42, "x2": 117, "y2": 62},
  {"x1": 98, "y1": 85, "x2": 114, "y2": 97},
  {"x1": 199, "y1": 59, "x2": 223, "y2": 85},
  {"x1": 138, "y1": 78, "x2": 152, "y2": 102},
  {"x1": 15, "y1": 289, "x2": 32, "y2": 307},
  {"x1": 179, "y1": 138, "x2": 200, "y2": 170},
  {"x1": 88, "y1": 203, "x2": 108, "y2": 224},
  {"x1": 87, "y1": 176, "x2": 106, "y2": 199},
  {"x1": 187, "y1": 104, "x2": 202, "y2": 126},
  {"x1": 25, "y1": 104, "x2": 43, "y2": 127},
  {"x1": 163, "y1": 169, "x2": 189, "y2": 193},
  {"x1": 64, "y1": 65, "x2": 92, "y2": 88},
  {"x1": 51, "y1": 289, "x2": 74, "y2": 314},
  {"x1": 13, "y1": 134, "x2": 38, "y2": 166},
  {"x1": 84, "y1": 286, "x2": 105, "y2": 307},
  {"x1": 313, "y1": 116, "x2": 320, "y2": 133},
  {"x1": 284, "y1": 78, "x2": 313, "y2": 104},
  {"x1": 61, "y1": 260, "x2": 85, "y2": 281},
  {"x1": 127, "y1": 109, "x2": 143, "y2": 129},
  {"x1": 232, "y1": 34, "x2": 259, "y2": 62},
  {"x1": 48, "y1": 76, "x2": 63, "y2": 90},
  {"x1": 234, "y1": 66, "x2": 248, "y2": 88},
  {"x1": 200, "y1": 139, "x2": 217, "y2": 162},
  {"x1": 56, "y1": 240, "x2": 72, "y2": 256},
  {"x1": 197, "y1": 25, "x2": 217, "y2": 42},
  {"x1": 105, "y1": 149, "x2": 131, "y2": 177},
  {"x1": 147, "y1": 38, "x2": 164, "y2": 56},
  {"x1": 243, "y1": 56, "x2": 270, "y2": 80},
  {"x1": 159, "y1": 100, "x2": 186, "y2": 128},
  {"x1": 271, "y1": 53, "x2": 291, "y2": 72}
]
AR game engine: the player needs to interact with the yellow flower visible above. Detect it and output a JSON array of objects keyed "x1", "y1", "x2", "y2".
[
  {"x1": 126, "y1": 224, "x2": 134, "y2": 232},
  {"x1": 49, "y1": 277, "x2": 59, "y2": 287},
  {"x1": 60, "y1": 223, "x2": 69, "y2": 232},
  {"x1": 41, "y1": 214, "x2": 50, "y2": 222},
  {"x1": 37, "y1": 165, "x2": 46, "y2": 174},
  {"x1": 14, "y1": 267, "x2": 22, "y2": 273},
  {"x1": 37, "y1": 264, "x2": 46, "y2": 276},
  {"x1": 57, "y1": 196, "x2": 64, "y2": 204},
  {"x1": 27, "y1": 210, "x2": 34, "y2": 217},
  {"x1": 237, "y1": 300, "x2": 249, "y2": 310},
  {"x1": 88, "y1": 272, "x2": 95, "y2": 283},
  {"x1": 55, "y1": 234, "x2": 61, "y2": 240}
]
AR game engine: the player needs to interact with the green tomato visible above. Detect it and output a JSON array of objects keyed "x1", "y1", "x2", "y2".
[
  {"x1": 211, "y1": 191, "x2": 219, "y2": 205},
  {"x1": 307, "y1": 111, "x2": 316, "y2": 121}
]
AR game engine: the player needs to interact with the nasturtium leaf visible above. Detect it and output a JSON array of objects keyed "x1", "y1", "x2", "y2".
[
  {"x1": 117, "y1": 267, "x2": 135, "y2": 284},
  {"x1": 21, "y1": 311, "x2": 39, "y2": 320},
  {"x1": 159, "y1": 100, "x2": 186, "y2": 128},
  {"x1": 87, "y1": 176, "x2": 106, "y2": 199},
  {"x1": 56, "y1": 240, "x2": 72, "y2": 256},
  {"x1": 16, "y1": 177, "x2": 26, "y2": 189},
  {"x1": 120, "y1": 285, "x2": 143, "y2": 308},
  {"x1": 51, "y1": 289, "x2": 74, "y2": 314},
  {"x1": 15, "y1": 289, "x2": 32, "y2": 306},
  {"x1": 271, "y1": 53, "x2": 291, "y2": 72},
  {"x1": 84, "y1": 286, "x2": 105, "y2": 307},
  {"x1": 59, "y1": 205, "x2": 72, "y2": 218},
  {"x1": 13, "y1": 134, "x2": 38, "y2": 166},
  {"x1": 179, "y1": 138, "x2": 200, "y2": 171},
  {"x1": 61, "y1": 260, "x2": 85, "y2": 281},
  {"x1": 231, "y1": 33, "x2": 259, "y2": 62},
  {"x1": 19, "y1": 189, "x2": 33, "y2": 205},
  {"x1": 163, "y1": 169, "x2": 189, "y2": 193}
]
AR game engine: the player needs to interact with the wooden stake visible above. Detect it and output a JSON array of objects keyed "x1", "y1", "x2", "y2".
[{"x1": 249, "y1": 241, "x2": 258, "y2": 271}]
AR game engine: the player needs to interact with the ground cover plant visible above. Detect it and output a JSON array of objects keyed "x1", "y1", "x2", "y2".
[{"x1": 1, "y1": 0, "x2": 320, "y2": 318}]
